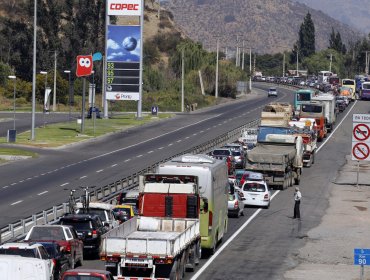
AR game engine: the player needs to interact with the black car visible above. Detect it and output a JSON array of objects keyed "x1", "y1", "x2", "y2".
[
  {"x1": 58, "y1": 214, "x2": 108, "y2": 258},
  {"x1": 38, "y1": 241, "x2": 71, "y2": 280}
]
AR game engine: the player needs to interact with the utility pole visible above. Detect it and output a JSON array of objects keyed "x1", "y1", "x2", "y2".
[
  {"x1": 283, "y1": 52, "x2": 286, "y2": 78},
  {"x1": 181, "y1": 48, "x2": 184, "y2": 112},
  {"x1": 329, "y1": 53, "x2": 333, "y2": 73},
  {"x1": 242, "y1": 40, "x2": 245, "y2": 71},
  {"x1": 31, "y1": 0, "x2": 37, "y2": 140},
  {"x1": 53, "y1": 51, "x2": 57, "y2": 111},
  {"x1": 364, "y1": 51, "x2": 370, "y2": 75},
  {"x1": 235, "y1": 35, "x2": 239, "y2": 67},
  {"x1": 296, "y1": 47, "x2": 299, "y2": 76},
  {"x1": 215, "y1": 37, "x2": 219, "y2": 98},
  {"x1": 249, "y1": 47, "x2": 252, "y2": 91}
]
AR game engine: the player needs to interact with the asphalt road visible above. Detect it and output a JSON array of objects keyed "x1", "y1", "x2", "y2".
[
  {"x1": 0, "y1": 84, "x2": 285, "y2": 227},
  {"x1": 79, "y1": 91, "x2": 361, "y2": 279}
]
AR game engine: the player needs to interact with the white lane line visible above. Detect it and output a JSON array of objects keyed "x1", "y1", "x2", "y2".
[
  {"x1": 317, "y1": 100, "x2": 357, "y2": 153},
  {"x1": 136, "y1": 155, "x2": 143, "y2": 158},
  {"x1": 96, "y1": 169, "x2": 103, "y2": 173},
  {"x1": 38, "y1": 191, "x2": 48, "y2": 196},
  {"x1": 19, "y1": 180, "x2": 24, "y2": 183},
  {"x1": 193, "y1": 133, "x2": 198, "y2": 136},
  {"x1": 185, "y1": 137, "x2": 190, "y2": 139},
  {"x1": 41, "y1": 173, "x2": 46, "y2": 176},
  {"x1": 111, "y1": 164, "x2": 118, "y2": 167},
  {"x1": 3, "y1": 186, "x2": 9, "y2": 189},
  {"x1": 168, "y1": 143, "x2": 173, "y2": 146},
  {"x1": 200, "y1": 130, "x2": 204, "y2": 133},
  {"x1": 80, "y1": 176, "x2": 87, "y2": 179},
  {"x1": 190, "y1": 190, "x2": 280, "y2": 280},
  {"x1": 60, "y1": 182, "x2": 69, "y2": 187},
  {"x1": 124, "y1": 159, "x2": 131, "y2": 162},
  {"x1": 11, "y1": 183, "x2": 16, "y2": 186},
  {"x1": 147, "y1": 151, "x2": 154, "y2": 154},
  {"x1": 177, "y1": 140, "x2": 182, "y2": 143},
  {"x1": 11, "y1": 200, "x2": 22, "y2": 206},
  {"x1": 27, "y1": 177, "x2": 32, "y2": 180}
]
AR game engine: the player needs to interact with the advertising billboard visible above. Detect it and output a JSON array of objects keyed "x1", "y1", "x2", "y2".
[{"x1": 107, "y1": 0, "x2": 142, "y2": 16}]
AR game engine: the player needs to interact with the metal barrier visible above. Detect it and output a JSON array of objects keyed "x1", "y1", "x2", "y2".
[{"x1": 0, "y1": 118, "x2": 260, "y2": 244}]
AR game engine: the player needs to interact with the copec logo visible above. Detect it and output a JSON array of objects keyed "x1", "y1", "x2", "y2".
[{"x1": 110, "y1": 3, "x2": 139, "y2": 11}]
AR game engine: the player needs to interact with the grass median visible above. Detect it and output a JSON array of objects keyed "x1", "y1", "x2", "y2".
[{"x1": 0, "y1": 113, "x2": 174, "y2": 149}]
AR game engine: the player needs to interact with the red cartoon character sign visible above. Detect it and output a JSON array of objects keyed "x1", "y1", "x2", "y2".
[{"x1": 76, "y1": 55, "x2": 93, "y2": 77}]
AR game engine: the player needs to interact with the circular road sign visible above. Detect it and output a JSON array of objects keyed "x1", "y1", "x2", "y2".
[
  {"x1": 352, "y1": 142, "x2": 370, "y2": 160},
  {"x1": 353, "y1": 124, "x2": 370, "y2": 141}
]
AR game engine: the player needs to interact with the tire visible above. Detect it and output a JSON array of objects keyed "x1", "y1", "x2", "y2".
[{"x1": 264, "y1": 202, "x2": 270, "y2": 209}]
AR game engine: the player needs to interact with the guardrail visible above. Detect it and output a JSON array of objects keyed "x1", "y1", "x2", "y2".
[{"x1": 0, "y1": 118, "x2": 261, "y2": 244}]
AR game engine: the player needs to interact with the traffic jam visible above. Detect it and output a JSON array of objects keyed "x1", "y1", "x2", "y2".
[{"x1": 0, "y1": 75, "x2": 358, "y2": 280}]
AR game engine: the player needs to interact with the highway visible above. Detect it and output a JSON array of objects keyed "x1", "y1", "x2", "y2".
[{"x1": 0, "y1": 83, "x2": 360, "y2": 278}]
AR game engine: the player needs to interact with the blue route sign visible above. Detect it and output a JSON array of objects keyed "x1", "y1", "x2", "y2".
[
  {"x1": 151, "y1": 106, "x2": 158, "y2": 116},
  {"x1": 354, "y1": 248, "x2": 370, "y2": 265}
]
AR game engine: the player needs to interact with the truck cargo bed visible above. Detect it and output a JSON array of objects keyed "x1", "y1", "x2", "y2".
[{"x1": 247, "y1": 144, "x2": 296, "y2": 164}]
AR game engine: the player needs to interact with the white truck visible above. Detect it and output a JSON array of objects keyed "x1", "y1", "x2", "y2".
[
  {"x1": 311, "y1": 94, "x2": 337, "y2": 132},
  {"x1": 100, "y1": 174, "x2": 202, "y2": 279},
  {"x1": 239, "y1": 128, "x2": 258, "y2": 149},
  {"x1": 0, "y1": 255, "x2": 52, "y2": 280},
  {"x1": 289, "y1": 118, "x2": 317, "y2": 167}
]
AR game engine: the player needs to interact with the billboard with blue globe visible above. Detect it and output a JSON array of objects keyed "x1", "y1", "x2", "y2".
[{"x1": 106, "y1": 25, "x2": 141, "y2": 100}]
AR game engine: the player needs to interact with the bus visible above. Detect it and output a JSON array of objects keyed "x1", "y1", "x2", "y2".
[
  {"x1": 360, "y1": 81, "x2": 370, "y2": 100},
  {"x1": 341, "y1": 79, "x2": 356, "y2": 101},
  {"x1": 318, "y1": 71, "x2": 333, "y2": 83},
  {"x1": 294, "y1": 88, "x2": 318, "y2": 113},
  {"x1": 157, "y1": 154, "x2": 229, "y2": 254}
]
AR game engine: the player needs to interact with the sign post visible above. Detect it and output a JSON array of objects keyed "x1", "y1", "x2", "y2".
[
  {"x1": 352, "y1": 114, "x2": 370, "y2": 188},
  {"x1": 354, "y1": 248, "x2": 370, "y2": 280}
]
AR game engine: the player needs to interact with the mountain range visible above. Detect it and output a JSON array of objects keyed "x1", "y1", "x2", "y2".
[
  {"x1": 296, "y1": 0, "x2": 370, "y2": 35},
  {"x1": 163, "y1": 0, "x2": 364, "y2": 54}
]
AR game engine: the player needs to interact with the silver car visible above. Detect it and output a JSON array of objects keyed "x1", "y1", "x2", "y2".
[{"x1": 228, "y1": 188, "x2": 245, "y2": 218}]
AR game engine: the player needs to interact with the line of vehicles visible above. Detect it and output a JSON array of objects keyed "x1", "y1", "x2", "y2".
[{"x1": 0, "y1": 83, "x2": 353, "y2": 280}]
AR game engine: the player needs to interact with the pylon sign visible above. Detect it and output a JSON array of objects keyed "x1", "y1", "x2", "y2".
[
  {"x1": 76, "y1": 55, "x2": 93, "y2": 77},
  {"x1": 352, "y1": 114, "x2": 370, "y2": 161}
]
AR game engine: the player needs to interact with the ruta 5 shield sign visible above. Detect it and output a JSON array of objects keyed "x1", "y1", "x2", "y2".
[{"x1": 76, "y1": 55, "x2": 93, "y2": 77}]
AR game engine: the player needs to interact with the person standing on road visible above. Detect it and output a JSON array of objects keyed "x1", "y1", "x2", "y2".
[{"x1": 294, "y1": 187, "x2": 302, "y2": 219}]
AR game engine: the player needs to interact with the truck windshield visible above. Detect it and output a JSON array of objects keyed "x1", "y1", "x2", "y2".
[
  {"x1": 301, "y1": 104, "x2": 322, "y2": 113},
  {"x1": 257, "y1": 127, "x2": 292, "y2": 142},
  {"x1": 362, "y1": 83, "x2": 370, "y2": 90}
]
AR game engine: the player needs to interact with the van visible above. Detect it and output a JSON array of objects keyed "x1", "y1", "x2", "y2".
[
  {"x1": 156, "y1": 154, "x2": 228, "y2": 255},
  {"x1": 0, "y1": 255, "x2": 51, "y2": 280}
]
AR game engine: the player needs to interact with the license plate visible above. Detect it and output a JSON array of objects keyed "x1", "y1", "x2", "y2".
[{"x1": 105, "y1": 262, "x2": 117, "y2": 267}]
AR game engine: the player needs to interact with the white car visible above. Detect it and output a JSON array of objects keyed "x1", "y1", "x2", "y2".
[
  {"x1": 241, "y1": 180, "x2": 271, "y2": 208},
  {"x1": 268, "y1": 87, "x2": 278, "y2": 97}
]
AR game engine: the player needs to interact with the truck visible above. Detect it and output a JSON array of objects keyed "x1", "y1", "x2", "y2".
[
  {"x1": 299, "y1": 103, "x2": 327, "y2": 141},
  {"x1": 289, "y1": 118, "x2": 317, "y2": 167},
  {"x1": 245, "y1": 126, "x2": 304, "y2": 190},
  {"x1": 311, "y1": 94, "x2": 336, "y2": 132},
  {"x1": 156, "y1": 154, "x2": 228, "y2": 255},
  {"x1": 100, "y1": 174, "x2": 202, "y2": 279},
  {"x1": 260, "y1": 102, "x2": 293, "y2": 127},
  {"x1": 360, "y1": 81, "x2": 370, "y2": 100},
  {"x1": 238, "y1": 128, "x2": 258, "y2": 149}
]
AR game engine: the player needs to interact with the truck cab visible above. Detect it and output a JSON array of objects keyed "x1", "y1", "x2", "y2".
[{"x1": 299, "y1": 103, "x2": 327, "y2": 141}]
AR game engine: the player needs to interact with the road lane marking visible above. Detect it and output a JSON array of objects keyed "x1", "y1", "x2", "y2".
[
  {"x1": 60, "y1": 183, "x2": 69, "y2": 187},
  {"x1": 147, "y1": 151, "x2": 154, "y2": 154},
  {"x1": 190, "y1": 190, "x2": 280, "y2": 280},
  {"x1": 3, "y1": 186, "x2": 9, "y2": 189},
  {"x1": 96, "y1": 169, "x2": 103, "y2": 173},
  {"x1": 111, "y1": 164, "x2": 118, "y2": 167},
  {"x1": 38, "y1": 191, "x2": 48, "y2": 196},
  {"x1": 177, "y1": 140, "x2": 182, "y2": 143},
  {"x1": 11, "y1": 183, "x2": 16, "y2": 186},
  {"x1": 11, "y1": 200, "x2": 22, "y2": 206},
  {"x1": 136, "y1": 155, "x2": 143, "y2": 158},
  {"x1": 124, "y1": 159, "x2": 131, "y2": 162},
  {"x1": 80, "y1": 176, "x2": 87, "y2": 179},
  {"x1": 158, "y1": 147, "x2": 164, "y2": 150}
]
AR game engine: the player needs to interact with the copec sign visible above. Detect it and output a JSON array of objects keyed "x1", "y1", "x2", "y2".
[{"x1": 108, "y1": 0, "x2": 141, "y2": 16}]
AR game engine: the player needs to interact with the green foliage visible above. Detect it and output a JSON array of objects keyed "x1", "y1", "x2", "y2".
[
  {"x1": 298, "y1": 12, "x2": 316, "y2": 58},
  {"x1": 329, "y1": 28, "x2": 346, "y2": 54},
  {"x1": 302, "y1": 49, "x2": 345, "y2": 76},
  {"x1": 255, "y1": 53, "x2": 284, "y2": 76}
]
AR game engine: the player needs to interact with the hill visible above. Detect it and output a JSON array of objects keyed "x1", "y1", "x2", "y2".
[
  {"x1": 163, "y1": 0, "x2": 362, "y2": 54},
  {"x1": 296, "y1": 0, "x2": 370, "y2": 35}
]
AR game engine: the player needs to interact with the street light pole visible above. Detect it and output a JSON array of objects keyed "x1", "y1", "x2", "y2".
[
  {"x1": 8, "y1": 75, "x2": 16, "y2": 130},
  {"x1": 215, "y1": 37, "x2": 219, "y2": 98},
  {"x1": 64, "y1": 70, "x2": 72, "y2": 121},
  {"x1": 249, "y1": 47, "x2": 252, "y2": 91},
  {"x1": 31, "y1": 0, "x2": 37, "y2": 140}
]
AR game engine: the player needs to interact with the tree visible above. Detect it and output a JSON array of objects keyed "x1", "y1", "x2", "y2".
[
  {"x1": 329, "y1": 28, "x2": 347, "y2": 54},
  {"x1": 298, "y1": 12, "x2": 316, "y2": 58}
]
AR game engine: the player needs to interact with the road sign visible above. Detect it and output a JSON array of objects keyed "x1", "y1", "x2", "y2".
[
  {"x1": 76, "y1": 55, "x2": 93, "y2": 77},
  {"x1": 352, "y1": 142, "x2": 370, "y2": 160},
  {"x1": 151, "y1": 106, "x2": 158, "y2": 116},
  {"x1": 353, "y1": 123, "x2": 370, "y2": 141},
  {"x1": 354, "y1": 248, "x2": 370, "y2": 265}
]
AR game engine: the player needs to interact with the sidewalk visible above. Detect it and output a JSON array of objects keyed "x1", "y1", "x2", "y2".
[{"x1": 285, "y1": 156, "x2": 370, "y2": 280}]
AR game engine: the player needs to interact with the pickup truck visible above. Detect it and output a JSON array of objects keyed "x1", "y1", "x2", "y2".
[
  {"x1": 100, "y1": 174, "x2": 202, "y2": 279},
  {"x1": 24, "y1": 225, "x2": 84, "y2": 269}
]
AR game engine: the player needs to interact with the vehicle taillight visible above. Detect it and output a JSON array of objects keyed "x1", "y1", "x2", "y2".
[
  {"x1": 234, "y1": 200, "x2": 239, "y2": 209},
  {"x1": 208, "y1": 211, "x2": 213, "y2": 227},
  {"x1": 52, "y1": 258, "x2": 57, "y2": 266},
  {"x1": 92, "y1": 230, "x2": 98, "y2": 238},
  {"x1": 65, "y1": 243, "x2": 71, "y2": 253},
  {"x1": 264, "y1": 194, "x2": 269, "y2": 200}
]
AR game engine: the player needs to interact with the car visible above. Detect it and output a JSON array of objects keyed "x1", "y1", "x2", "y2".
[
  {"x1": 268, "y1": 87, "x2": 278, "y2": 97},
  {"x1": 227, "y1": 190, "x2": 245, "y2": 218},
  {"x1": 24, "y1": 225, "x2": 84, "y2": 269},
  {"x1": 233, "y1": 170, "x2": 249, "y2": 189},
  {"x1": 112, "y1": 204, "x2": 136, "y2": 224},
  {"x1": 336, "y1": 96, "x2": 346, "y2": 112},
  {"x1": 238, "y1": 171, "x2": 264, "y2": 189},
  {"x1": 61, "y1": 269, "x2": 114, "y2": 280},
  {"x1": 0, "y1": 242, "x2": 55, "y2": 278},
  {"x1": 58, "y1": 214, "x2": 108, "y2": 258},
  {"x1": 38, "y1": 241, "x2": 71, "y2": 280},
  {"x1": 210, "y1": 148, "x2": 236, "y2": 175},
  {"x1": 115, "y1": 190, "x2": 140, "y2": 215},
  {"x1": 231, "y1": 149, "x2": 244, "y2": 168},
  {"x1": 240, "y1": 180, "x2": 271, "y2": 209},
  {"x1": 75, "y1": 201, "x2": 118, "y2": 229}
]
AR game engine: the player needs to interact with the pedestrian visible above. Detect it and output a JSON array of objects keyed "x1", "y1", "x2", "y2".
[{"x1": 294, "y1": 187, "x2": 302, "y2": 219}]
